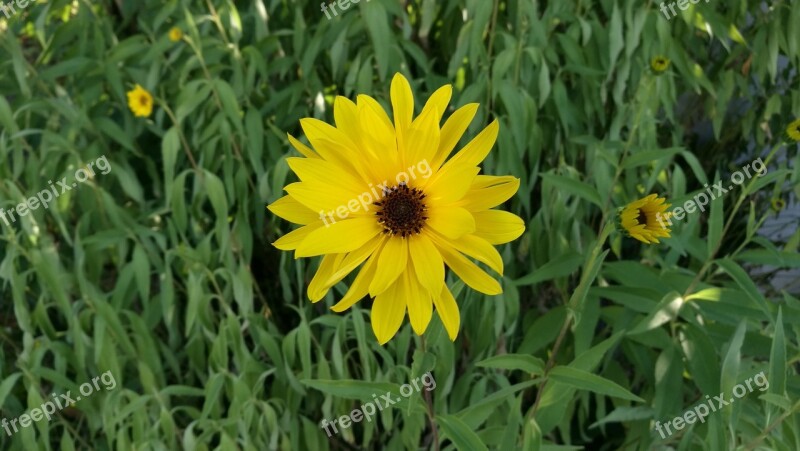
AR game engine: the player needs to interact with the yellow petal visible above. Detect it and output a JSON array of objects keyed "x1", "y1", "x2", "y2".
[
  {"x1": 287, "y1": 133, "x2": 319, "y2": 159},
  {"x1": 427, "y1": 206, "x2": 475, "y2": 239},
  {"x1": 295, "y1": 217, "x2": 382, "y2": 257},
  {"x1": 267, "y1": 195, "x2": 320, "y2": 225},
  {"x1": 391, "y1": 73, "x2": 414, "y2": 136},
  {"x1": 444, "y1": 119, "x2": 500, "y2": 169},
  {"x1": 455, "y1": 176, "x2": 520, "y2": 211},
  {"x1": 424, "y1": 163, "x2": 479, "y2": 204},
  {"x1": 369, "y1": 238, "x2": 408, "y2": 296},
  {"x1": 331, "y1": 252, "x2": 378, "y2": 312},
  {"x1": 404, "y1": 105, "x2": 439, "y2": 168},
  {"x1": 273, "y1": 223, "x2": 323, "y2": 251},
  {"x1": 325, "y1": 234, "x2": 385, "y2": 285},
  {"x1": 433, "y1": 284, "x2": 460, "y2": 341},
  {"x1": 409, "y1": 234, "x2": 445, "y2": 297},
  {"x1": 472, "y1": 210, "x2": 525, "y2": 245},
  {"x1": 438, "y1": 245, "x2": 503, "y2": 296},
  {"x1": 371, "y1": 279, "x2": 407, "y2": 345},
  {"x1": 404, "y1": 270, "x2": 432, "y2": 335},
  {"x1": 420, "y1": 84, "x2": 452, "y2": 124},
  {"x1": 308, "y1": 254, "x2": 345, "y2": 302},
  {"x1": 431, "y1": 103, "x2": 479, "y2": 170},
  {"x1": 286, "y1": 157, "x2": 365, "y2": 196},
  {"x1": 434, "y1": 233, "x2": 503, "y2": 275},
  {"x1": 284, "y1": 181, "x2": 365, "y2": 218}
]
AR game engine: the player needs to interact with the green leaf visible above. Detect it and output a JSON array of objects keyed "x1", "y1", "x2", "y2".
[
  {"x1": 436, "y1": 414, "x2": 489, "y2": 451},
  {"x1": 476, "y1": 355, "x2": 545, "y2": 375},
  {"x1": 513, "y1": 252, "x2": 583, "y2": 287},
  {"x1": 540, "y1": 173, "x2": 602, "y2": 208},
  {"x1": 548, "y1": 366, "x2": 644, "y2": 403}
]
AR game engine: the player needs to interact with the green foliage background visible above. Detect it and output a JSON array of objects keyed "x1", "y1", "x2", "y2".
[{"x1": 1, "y1": 0, "x2": 799, "y2": 449}]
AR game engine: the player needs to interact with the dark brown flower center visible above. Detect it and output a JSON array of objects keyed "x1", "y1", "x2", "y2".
[
  {"x1": 140, "y1": 95, "x2": 149, "y2": 106},
  {"x1": 374, "y1": 183, "x2": 427, "y2": 237},
  {"x1": 637, "y1": 209, "x2": 648, "y2": 226}
]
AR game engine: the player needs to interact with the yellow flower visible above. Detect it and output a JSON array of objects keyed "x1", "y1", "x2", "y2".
[
  {"x1": 268, "y1": 73, "x2": 525, "y2": 344},
  {"x1": 169, "y1": 27, "x2": 183, "y2": 42},
  {"x1": 126, "y1": 84, "x2": 153, "y2": 118},
  {"x1": 651, "y1": 56, "x2": 670, "y2": 74},
  {"x1": 785, "y1": 118, "x2": 800, "y2": 143},
  {"x1": 618, "y1": 194, "x2": 672, "y2": 244}
]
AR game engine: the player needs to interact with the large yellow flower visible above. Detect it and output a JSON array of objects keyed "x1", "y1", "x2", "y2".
[
  {"x1": 126, "y1": 84, "x2": 153, "y2": 118},
  {"x1": 268, "y1": 73, "x2": 525, "y2": 344},
  {"x1": 618, "y1": 194, "x2": 672, "y2": 244}
]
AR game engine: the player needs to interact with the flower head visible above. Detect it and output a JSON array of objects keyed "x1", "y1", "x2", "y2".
[
  {"x1": 785, "y1": 118, "x2": 800, "y2": 143},
  {"x1": 617, "y1": 194, "x2": 672, "y2": 244},
  {"x1": 268, "y1": 73, "x2": 525, "y2": 344},
  {"x1": 650, "y1": 56, "x2": 670, "y2": 74},
  {"x1": 169, "y1": 27, "x2": 183, "y2": 42},
  {"x1": 126, "y1": 84, "x2": 153, "y2": 118},
  {"x1": 770, "y1": 197, "x2": 786, "y2": 212}
]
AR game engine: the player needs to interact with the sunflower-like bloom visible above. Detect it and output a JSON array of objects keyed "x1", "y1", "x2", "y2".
[
  {"x1": 268, "y1": 73, "x2": 525, "y2": 344},
  {"x1": 618, "y1": 194, "x2": 672, "y2": 244},
  {"x1": 169, "y1": 27, "x2": 183, "y2": 42},
  {"x1": 126, "y1": 84, "x2": 153, "y2": 118},
  {"x1": 785, "y1": 118, "x2": 800, "y2": 143},
  {"x1": 650, "y1": 56, "x2": 670, "y2": 74}
]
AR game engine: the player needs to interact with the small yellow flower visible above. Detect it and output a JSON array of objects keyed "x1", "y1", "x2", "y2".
[
  {"x1": 770, "y1": 198, "x2": 786, "y2": 212},
  {"x1": 617, "y1": 194, "x2": 672, "y2": 244},
  {"x1": 651, "y1": 56, "x2": 670, "y2": 74},
  {"x1": 785, "y1": 118, "x2": 800, "y2": 143},
  {"x1": 169, "y1": 27, "x2": 183, "y2": 42},
  {"x1": 268, "y1": 73, "x2": 525, "y2": 344},
  {"x1": 126, "y1": 84, "x2": 153, "y2": 118}
]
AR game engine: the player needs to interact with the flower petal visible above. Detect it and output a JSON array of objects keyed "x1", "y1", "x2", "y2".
[
  {"x1": 287, "y1": 133, "x2": 319, "y2": 159},
  {"x1": 424, "y1": 163, "x2": 479, "y2": 204},
  {"x1": 404, "y1": 104, "x2": 440, "y2": 168},
  {"x1": 444, "y1": 119, "x2": 500, "y2": 169},
  {"x1": 405, "y1": 270, "x2": 432, "y2": 335},
  {"x1": 455, "y1": 175, "x2": 520, "y2": 211},
  {"x1": 273, "y1": 223, "x2": 323, "y2": 251},
  {"x1": 472, "y1": 210, "x2": 525, "y2": 245},
  {"x1": 295, "y1": 217, "x2": 382, "y2": 257},
  {"x1": 420, "y1": 84, "x2": 452, "y2": 124},
  {"x1": 433, "y1": 284, "x2": 460, "y2": 341},
  {"x1": 369, "y1": 238, "x2": 408, "y2": 296},
  {"x1": 432, "y1": 103, "x2": 479, "y2": 170},
  {"x1": 438, "y1": 244, "x2": 502, "y2": 295},
  {"x1": 427, "y1": 206, "x2": 475, "y2": 239},
  {"x1": 331, "y1": 252, "x2": 378, "y2": 312},
  {"x1": 434, "y1": 233, "x2": 503, "y2": 275},
  {"x1": 268, "y1": 195, "x2": 320, "y2": 225},
  {"x1": 409, "y1": 233, "x2": 445, "y2": 297},
  {"x1": 308, "y1": 254, "x2": 346, "y2": 302},
  {"x1": 391, "y1": 73, "x2": 414, "y2": 137},
  {"x1": 325, "y1": 234, "x2": 385, "y2": 285},
  {"x1": 371, "y1": 279, "x2": 407, "y2": 345}
]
